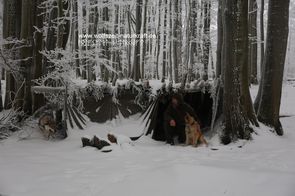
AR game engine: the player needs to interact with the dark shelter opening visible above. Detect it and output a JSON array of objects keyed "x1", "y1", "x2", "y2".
[{"x1": 144, "y1": 91, "x2": 213, "y2": 141}]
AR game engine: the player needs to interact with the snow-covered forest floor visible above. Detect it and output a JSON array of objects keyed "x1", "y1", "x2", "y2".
[{"x1": 1, "y1": 83, "x2": 295, "y2": 196}]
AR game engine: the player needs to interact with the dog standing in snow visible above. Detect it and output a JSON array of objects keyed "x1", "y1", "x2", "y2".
[
  {"x1": 184, "y1": 113, "x2": 208, "y2": 147},
  {"x1": 39, "y1": 114, "x2": 56, "y2": 140}
]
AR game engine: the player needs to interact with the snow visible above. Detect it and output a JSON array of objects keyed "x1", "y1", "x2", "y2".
[
  {"x1": 1, "y1": 84, "x2": 295, "y2": 196},
  {"x1": 109, "y1": 133, "x2": 134, "y2": 146},
  {"x1": 148, "y1": 79, "x2": 165, "y2": 94},
  {"x1": 115, "y1": 79, "x2": 130, "y2": 86}
]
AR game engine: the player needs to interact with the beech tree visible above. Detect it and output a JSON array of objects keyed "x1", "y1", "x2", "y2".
[
  {"x1": 32, "y1": 0, "x2": 45, "y2": 112},
  {"x1": 221, "y1": 0, "x2": 258, "y2": 144},
  {"x1": 14, "y1": 0, "x2": 33, "y2": 114},
  {"x1": 216, "y1": 0, "x2": 223, "y2": 77},
  {"x1": 131, "y1": 0, "x2": 142, "y2": 81},
  {"x1": 256, "y1": 0, "x2": 290, "y2": 135},
  {"x1": 2, "y1": 0, "x2": 21, "y2": 109},
  {"x1": 253, "y1": 0, "x2": 265, "y2": 112},
  {"x1": 248, "y1": 0, "x2": 258, "y2": 84},
  {"x1": 202, "y1": 0, "x2": 211, "y2": 81}
]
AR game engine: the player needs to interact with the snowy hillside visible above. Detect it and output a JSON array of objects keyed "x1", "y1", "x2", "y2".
[{"x1": 0, "y1": 84, "x2": 295, "y2": 196}]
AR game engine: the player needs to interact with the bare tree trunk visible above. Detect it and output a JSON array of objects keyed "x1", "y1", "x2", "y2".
[
  {"x1": 257, "y1": 0, "x2": 290, "y2": 135},
  {"x1": 32, "y1": 0, "x2": 45, "y2": 112},
  {"x1": 87, "y1": 0, "x2": 94, "y2": 83},
  {"x1": 248, "y1": 0, "x2": 258, "y2": 84},
  {"x1": 131, "y1": 0, "x2": 142, "y2": 81},
  {"x1": 260, "y1": 0, "x2": 265, "y2": 69},
  {"x1": 188, "y1": 0, "x2": 197, "y2": 82},
  {"x1": 72, "y1": 0, "x2": 80, "y2": 77},
  {"x1": 0, "y1": 79, "x2": 3, "y2": 112},
  {"x1": 162, "y1": 0, "x2": 167, "y2": 80},
  {"x1": 127, "y1": 6, "x2": 132, "y2": 78},
  {"x1": 156, "y1": 0, "x2": 162, "y2": 80},
  {"x1": 202, "y1": 0, "x2": 211, "y2": 81},
  {"x1": 141, "y1": 0, "x2": 148, "y2": 79},
  {"x1": 253, "y1": 0, "x2": 265, "y2": 111},
  {"x1": 216, "y1": 0, "x2": 223, "y2": 77},
  {"x1": 111, "y1": 4, "x2": 120, "y2": 84},
  {"x1": 168, "y1": 0, "x2": 173, "y2": 81},
  {"x1": 52, "y1": 0, "x2": 69, "y2": 51},
  {"x1": 101, "y1": 3, "x2": 110, "y2": 82},
  {"x1": 239, "y1": 0, "x2": 259, "y2": 126},
  {"x1": 3, "y1": 0, "x2": 21, "y2": 109},
  {"x1": 172, "y1": 0, "x2": 179, "y2": 83},
  {"x1": 222, "y1": 0, "x2": 257, "y2": 144},
  {"x1": 14, "y1": 0, "x2": 34, "y2": 114},
  {"x1": 44, "y1": 1, "x2": 57, "y2": 74},
  {"x1": 80, "y1": 3, "x2": 87, "y2": 80}
]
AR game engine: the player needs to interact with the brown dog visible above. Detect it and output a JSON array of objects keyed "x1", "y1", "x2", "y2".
[
  {"x1": 184, "y1": 113, "x2": 208, "y2": 147},
  {"x1": 39, "y1": 114, "x2": 56, "y2": 140}
]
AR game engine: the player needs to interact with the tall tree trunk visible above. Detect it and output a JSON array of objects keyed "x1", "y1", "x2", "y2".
[
  {"x1": 248, "y1": 0, "x2": 258, "y2": 84},
  {"x1": 3, "y1": 0, "x2": 21, "y2": 109},
  {"x1": 162, "y1": 0, "x2": 167, "y2": 80},
  {"x1": 182, "y1": 0, "x2": 190, "y2": 83},
  {"x1": 101, "y1": 3, "x2": 110, "y2": 82},
  {"x1": 111, "y1": 4, "x2": 119, "y2": 84},
  {"x1": 72, "y1": 0, "x2": 80, "y2": 77},
  {"x1": 260, "y1": 0, "x2": 265, "y2": 69},
  {"x1": 239, "y1": 0, "x2": 259, "y2": 126},
  {"x1": 257, "y1": 0, "x2": 290, "y2": 135},
  {"x1": 131, "y1": 0, "x2": 142, "y2": 81},
  {"x1": 188, "y1": 0, "x2": 197, "y2": 82},
  {"x1": 253, "y1": 0, "x2": 265, "y2": 111},
  {"x1": 168, "y1": 0, "x2": 173, "y2": 81},
  {"x1": 141, "y1": 0, "x2": 148, "y2": 79},
  {"x1": 56, "y1": 0, "x2": 69, "y2": 50},
  {"x1": 155, "y1": 0, "x2": 161, "y2": 80},
  {"x1": 127, "y1": 6, "x2": 132, "y2": 77},
  {"x1": 213, "y1": 0, "x2": 224, "y2": 122},
  {"x1": 56, "y1": 0, "x2": 64, "y2": 49},
  {"x1": 86, "y1": 0, "x2": 94, "y2": 83},
  {"x1": 81, "y1": 4, "x2": 87, "y2": 80},
  {"x1": 202, "y1": 0, "x2": 211, "y2": 81},
  {"x1": 14, "y1": 0, "x2": 33, "y2": 114},
  {"x1": 172, "y1": 0, "x2": 179, "y2": 83},
  {"x1": 216, "y1": 0, "x2": 223, "y2": 77},
  {"x1": 32, "y1": 0, "x2": 45, "y2": 112},
  {"x1": 44, "y1": 1, "x2": 57, "y2": 74},
  {"x1": 222, "y1": 0, "x2": 257, "y2": 144},
  {"x1": 0, "y1": 79, "x2": 3, "y2": 112}
]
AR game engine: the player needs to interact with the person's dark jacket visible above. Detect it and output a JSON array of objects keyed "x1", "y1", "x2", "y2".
[{"x1": 164, "y1": 98, "x2": 200, "y2": 127}]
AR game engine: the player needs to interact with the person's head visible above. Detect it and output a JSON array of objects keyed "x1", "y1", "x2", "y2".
[
  {"x1": 171, "y1": 97, "x2": 178, "y2": 107},
  {"x1": 171, "y1": 93, "x2": 183, "y2": 107}
]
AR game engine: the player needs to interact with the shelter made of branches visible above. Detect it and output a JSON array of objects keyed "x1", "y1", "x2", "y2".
[{"x1": 83, "y1": 81, "x2": 152, "y2": 123}]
